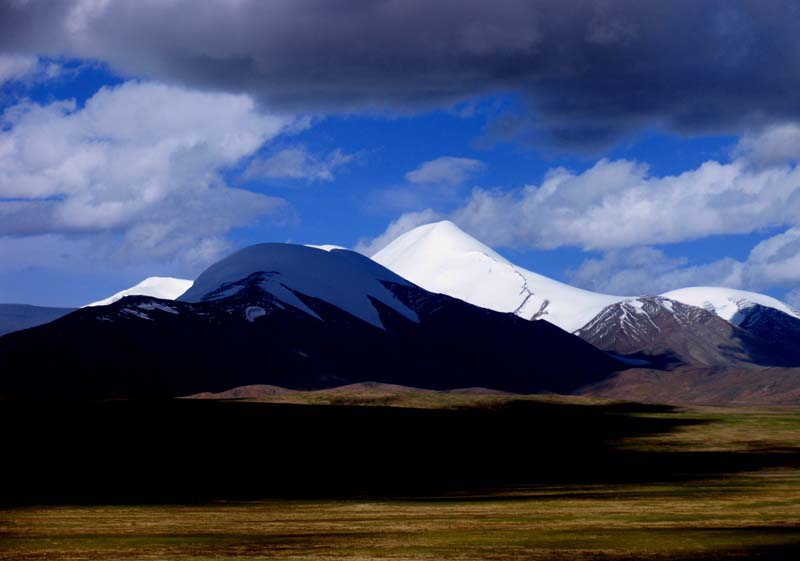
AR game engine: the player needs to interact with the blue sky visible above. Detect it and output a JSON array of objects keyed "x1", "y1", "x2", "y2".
[{"x1": 2, "y1": 1, "x2": 800, "y2": 308}]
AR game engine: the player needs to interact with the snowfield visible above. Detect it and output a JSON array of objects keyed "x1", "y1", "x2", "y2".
[
  {"x1": 662, "y1": 286, "x2": 800, "y2": 324},
  {"x1": 372, "y1": 221, "x2": 625, "y2": 333},
  {"x1": 179, "y1": 243, "x2": 419, "y2": 329},
  {"x1": 85, "y1": 277, "x2": 193, "y2": 307}
]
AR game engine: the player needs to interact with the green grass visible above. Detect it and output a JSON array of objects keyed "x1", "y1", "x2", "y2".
[
  {"x1": 624, "y1": 405, "x2": 800, "y2": 452},
  {"x1": 2, "y1": 400, "x2": 800, "y2": 560},
  {"x1": 3, "y1": 475, "x2": 800, "y2": 560}
]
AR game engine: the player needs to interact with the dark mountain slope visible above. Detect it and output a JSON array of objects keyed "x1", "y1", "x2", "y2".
[
  {"x1": 736, "y1": 304, "x2": 800, "y2": 350},
  {"x1": 0, "y1": 245, "x2": 623, "y2": 399}
]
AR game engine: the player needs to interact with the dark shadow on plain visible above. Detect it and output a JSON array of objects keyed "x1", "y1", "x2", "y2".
[{"x1": 2, "y1": 399, "x2": 799, "y2": 504}]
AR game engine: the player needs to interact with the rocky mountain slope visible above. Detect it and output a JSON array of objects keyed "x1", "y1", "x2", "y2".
[{"x1": 574, "y1": 296, "x2": 800, "y2": 369}]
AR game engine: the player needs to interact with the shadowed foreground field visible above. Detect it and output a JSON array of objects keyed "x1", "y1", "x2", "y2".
[{"x1": 2, "y1": 393, "x2": 800, "y2": 560}]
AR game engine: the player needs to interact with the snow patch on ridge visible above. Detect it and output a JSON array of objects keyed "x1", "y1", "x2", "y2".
[
  {"x1": 245, "y1": 306, "x2": 267, "y2": 322},
  {"x1": 628, "y1": 299, "x2": 645, "y2": 313},
  {"x1": 121, "y1": 308, "x2": 152, "y2": 320},
  {"x1": 137, "y1": 302, "x2": 179, "y2": 314},
  {"x1": 662, "y1": 286, "x2": 800, "y2": 324},
  {"x1": 86, "y1": 277, "x2": 193, "y2": 307},
  {"x1": 305, "y1": 244, "x2": 348, "y2": 252}
]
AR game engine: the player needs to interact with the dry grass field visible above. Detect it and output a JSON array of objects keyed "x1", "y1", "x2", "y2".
[
  {"x1": 3, "y1": 472, "x2": 800, "y2": 560},
  {"x1": 2, "y1": 392, "x2": 799, "y2": 560}
]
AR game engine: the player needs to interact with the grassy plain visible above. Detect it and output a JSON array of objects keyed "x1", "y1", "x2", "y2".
[{"x1": 2, "y1": 393, "x2": 799, "y2": 560}]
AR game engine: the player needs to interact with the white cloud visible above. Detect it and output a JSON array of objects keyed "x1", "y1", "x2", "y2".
[
  {"x1": 405, "y1": 156, "x2": 485, "y2": 186},
  {"x1": 744, "y1": 227, "x2": 800, "y2": 287},
  {"x1": 0, "y1": 55, "x2": 63, "y2": 87},
  {"x1": 355, "y1": 208, "x2": 441, "y2": 256},
  {"x1": 362, "y1": 123, "x2": 800, "y2": 260},
  {"x1": 362, "y1": 122, "x2": 800, "y2": 298},
  {"x1": 734, "y1": 123, "x2": 800, "y2": 167},
  {"x1": 786, "y1": 288, "x2": 800, "y2": 308},
  {"x1": 243, "y1": 146, "x2": 355, "y2": 183},
  {"x1": 65, "y1": 0, "x2": 113, "y2": 34},
  {"x1": 362, "y1": 156, "x2": 485, "y2": 215},
  {"x1": 0, "y1": 81, "x2": 293, "y2": 268},
  {"x1": 453, "y1": 150, "x2": 800, "y2": 251},
  {"x1": 569, "y1": 247, "x2": 744, "y2": 296},
  {"x1": 569, "y1": 228, "x2": 800, "y2": 296},
  {"x1": 0, "y1": 54, "x2": 39, "y2": 85}
]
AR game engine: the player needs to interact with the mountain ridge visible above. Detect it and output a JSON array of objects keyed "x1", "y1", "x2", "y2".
[
  {"x1": 575, "y1": 295, "x2": 800, "y2": 369},
  {"x1": 662, "y1": 286, "x2": 800, "y2": 323},
  {"x1": 372, "y1": 221, "x2": 624, "y2": 333},
  {"x1": 372, "y1": 221, "x2": 800, "y2": 336},
  {"x1": 0, "y1": 276, "x2": 194, "y2": 337},
  {"x1": 86, "y1": 276, "x2": 193, "y2": 307},
  {"x1": 0, "y1": 243, "x2": 623, "y2": 399}
]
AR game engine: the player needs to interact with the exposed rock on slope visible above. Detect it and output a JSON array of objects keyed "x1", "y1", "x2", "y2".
[{"x1": 575, "y1": 296, "x2": 800, "y2": 369}]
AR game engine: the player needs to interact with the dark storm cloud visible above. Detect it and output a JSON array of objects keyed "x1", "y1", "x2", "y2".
[{"x1": 2, "y1": 0, "x2": 800, "y2": 148}]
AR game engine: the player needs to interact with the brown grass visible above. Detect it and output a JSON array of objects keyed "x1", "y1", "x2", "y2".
[{"x1": 186, "y1": 382, "x2": 612, "y2": 409}]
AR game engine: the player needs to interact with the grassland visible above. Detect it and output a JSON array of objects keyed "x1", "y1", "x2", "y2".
[
  {"x1": 186, "y1": 381, "x2": 613, "y2": 408},
  {"x1": 2, "y1": 393, "x2": 799, "y2": 560}
]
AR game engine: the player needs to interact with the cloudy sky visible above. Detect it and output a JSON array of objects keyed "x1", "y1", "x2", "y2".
[{"x1": 2, "y1": 0, "x2": 800, "y2": 307}]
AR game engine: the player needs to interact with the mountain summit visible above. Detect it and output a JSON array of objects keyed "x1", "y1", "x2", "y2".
[
  {"x1": 0, "y1": 242, "x2": 622, "y2": 399},
  {"x1": 178, "y1": 243, "x2": 417, "y2": 329},
  {"x1": 372, "y1": 221, "x2": 624, "y2": 333}
]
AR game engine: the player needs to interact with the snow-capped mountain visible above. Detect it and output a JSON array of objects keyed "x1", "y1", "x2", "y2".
[
  {"x1": 0, "y1": 243, "x2": 623, "y2": 399},
  {"x1": 661, "y1": 287, "x2": 800, "y2": 324},
  {"x1": 0, "y1": 277, "x2": 193, "y2": 337},
  {"x1": 372, "y1": 221, "x2": 625, "y2": 333},
  {"x1": 575, "y1": 296, "x2": 798, "y2": 368},
  {"x1": 179, "y1": 244, "x2": 417, "y2": 329},
  {"x1": 576, "y1": 297, "x2": 699, "y2": 355},
  {"x1": 85, "y1": 277, "x2": 193, "y2": 307},
  {"x1": 372, "y1": 221, "x2": 800, "y2": 369},
  {"x1": 362, "y1": 223, "x2": 800, "y2": 402},
  {"x1": 639, "y1": 287, "x2": 800, "y2": 368}
]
